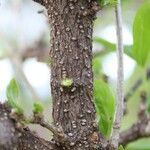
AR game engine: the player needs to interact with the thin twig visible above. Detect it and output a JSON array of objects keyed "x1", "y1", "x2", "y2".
[
  {"x1": 31, "y1": 117, "x2": 67, "y2": 144},
  {"x1": 124, "y1": 68, "x2": 150, "y2": 103},
  {"x1": 120, "y1": 93, "x2": 150, "y2": 146},
  {"x1": 119, "y1": 119, "x2": 150, "y2": 146},
  {"x1": 110, "y1": 0, "x2": 124, "y2": 149},
  {"x1": 124, "y1": 67, "x2": 150, "y2": 114},
  {"x1": 39, "y1": 121, "x2": 65, "y2": 139}
]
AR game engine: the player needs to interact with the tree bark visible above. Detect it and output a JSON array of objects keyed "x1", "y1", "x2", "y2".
[{"x1": 45, "y1": 0, "x2": 101, "y2": 149}]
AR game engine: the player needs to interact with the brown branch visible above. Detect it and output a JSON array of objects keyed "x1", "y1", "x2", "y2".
[
  {"x1": 40, "y1": 121, "x2": 66, "y2": 140},
  {"x1": 125, "y1": 68, "x2": 150, "y2": 102},
  {"x1": 0, "y1": 40, "x2": 104, "y2": 62},
  {"x1": 0, "y1": 40, "x2": 49, "y2": 62},
  {"x1": 21, "y1": 46, "x2": 49, "y2": 62},
  {"x1": 124, "y1": 67, "x2": 150, "y2": 114},
  {"x1": 0, "y1": 103, "x2": 58, "y2": 150},
  {"x1": 23, "y1": 47, "x2": 106, "y2": 61},
  {"x1": 2, "y1": 48, "x2": 105, "y2": 62},
  {"x1": 120, "y1": 92, "x2": 150, "y2": 146},
  {"x1": 21, "y1": 37, "x2": 49, "y2": 61},
  {"x1": 119, "y1": 118, "x2": 150, "y2": 146}
]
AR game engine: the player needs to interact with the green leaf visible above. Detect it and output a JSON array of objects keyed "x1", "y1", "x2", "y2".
[
  {"x1": 98, "y1": 0, "x2": 117, "y2": 6},
  {"x1": 33, "y1": 102, "x2": 44, "y2": 113},
  {"x1": 93, "y1": 37, "x2": 133, "y2": 58},
  {"x1": 93, "y1": 57, "x2": 102, "y2": 76},
  {"x1": 118, "y1": 145, "x2": 125, "y2": 150},
  {"x1": 132, "y1": 2, "x2": 150, "y2": 66},
  {"x1": 6, "y1": 79, "x2": 23, "y2": 114},
  {"x1": 94, "y1": 37, "x2": 116, "y2": 50},
  {"x1": 7, "y1": 79, "x2": 19, "y2": 106},
  {"x1": 94, "y1": 79, "x2": 115, "y2": 138},
  {"x1": 61, "y1": 78, "x2": 73, "y2": 87}
]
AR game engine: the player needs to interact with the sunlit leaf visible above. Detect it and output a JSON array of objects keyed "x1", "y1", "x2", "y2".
[
  {"x1": 94, "y1": 79, "x2": 115, "y2": 138},
  {"x1": 33, "y1": 102, "x2": 44, "y2": 113},
  {"x1": 93, "y1": 57, "x2": 102, "y2": 77},
  {"x1": 132, "y1": 2, "x2": 150, "y2": 66},
  {"x1": 93, "y1": 37, "x2": 132, "y2": 58},
  {"x1": 118, "y1": 145, "x2": 125, "y2": 150},
  {"x1": 7, "y1": 79, "x2": 19, "y2": 107},
  {"x1": 6, "y1": 79, "x2": 23, "y2": 114}
]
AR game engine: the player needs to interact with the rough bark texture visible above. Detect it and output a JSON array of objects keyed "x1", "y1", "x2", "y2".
[
  {"x1": 47, "y1": 0, "x2": 101, "y2": 149},
  {"x1": 0, "y1": 103, "x2": 57, "y2": 150}
]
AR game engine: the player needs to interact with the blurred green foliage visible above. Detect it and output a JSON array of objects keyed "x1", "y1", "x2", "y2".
[
  {"x1": 94, "y1": 37, "x2": 132, "y2": 58},
  {"x1": 93, "y1": 0, "x2": 150, "y2": 149},
  {"x1": 93, "y1": 57, "x2": 102, "y2": 77},
  {"x1": 132, "y1": 1, "x2": 150, "y2": 66},
  {"x1": 6, "y1": 78, "x2": 23, "y2": 114},
  {"x1": 118, "y1": 145, "x2": 125, "y2": 150},
  {"x1": 94, "y1": 79, "x2": 115, "y2": 138}
]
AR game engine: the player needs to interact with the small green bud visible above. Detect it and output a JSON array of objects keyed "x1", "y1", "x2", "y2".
[
  {"x1": 12, "y1": 107, "x2": 23, "y2": 115},
  {"x1": 33, "y1": 102, "x2": 44, "y2": 114},
  {"x1": 61, "y1": 78, "x2": 73, "y2": 87}
]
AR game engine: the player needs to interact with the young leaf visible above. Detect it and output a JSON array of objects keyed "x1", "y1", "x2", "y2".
[
  {"x1": 61, "y1": 78, "x2": 73, "y2": 87},
  {"x1": 6, "y1": 79, "x2": 23, "y2": 114},
  {"x1": 93, "y1": 57, "x2": 102, "y2": 77},
  {"x1": 33, "y1": 102, "x2": 44, "y2": 113},
  {"x1": 118, "y1": 145, "x2": 125, "y2": 150},
  {"x1": 7, "y1": 79, "x2": 19, "y2": 107},
  {"x1": 94, "y1": 37, "x2": 116, "y2": 50},
  {"x1": 94, "y1": 79, "x2": 115, "y2": 138},
  {"x1": 132, "y1": 2, "x2": 150, "y2": 66},
  {"x1": 94, "y1": 37, "x2": 133, "y2": 58}
]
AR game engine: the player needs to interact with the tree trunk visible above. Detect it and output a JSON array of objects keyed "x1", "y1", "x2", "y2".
[
  {"x1": 47, "y1": 0, "x2": 100, "y2": 149},
  {"x1": 0, "y1": 1, "x2": 103, "y2": 150}
]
